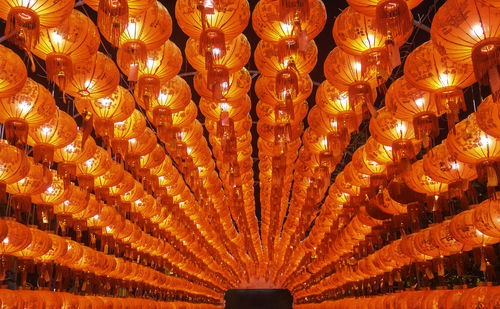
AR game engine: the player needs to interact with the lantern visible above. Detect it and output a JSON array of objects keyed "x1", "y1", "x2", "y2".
[
  {"x1": 100, "y1": 3, "x2": 172, "y2": 76},
  {"x1": 63, "y1": 52, "x2": 120, "y2": 101},
  {"x1": 53, "y1": 130, "x2": 97, "y2": 181},
  {"x1": 0, "y1": 0, "x2": 73, "y2": 53},
  {"x1": 0, "y1": 78, "x2": 56, "y2": 148},
  {"x1": 446, "y1": 113, "x2": 500, "y2": 194},
  {"x1": 74, "y1": 86, "x2": 135, "y2": 141},
  {"x1": 111, "y1": 109, "x2": 147, "y2": 159},
  {"x1": 13, "y1": 227, "x2": 51, "y2": 287},
  {"x1": 477, "y1": 95, "x2": 500, "y2": 138},
  {"x1": 94, "y1": 161, "x2": 124, "y2": 201},
  {"x1": 385, "y1": 76, "x2": 441, "y2": 148},
  {"x1": 0, "y1": 141, "x2": 30, "y2": 201},
  {"x1": 0, "y1": 45, "x2": 27, "y2": 98},
  {"x1": 0, "y1": 218, "x2": 31, "y2": 280},
  {"x1": 76, "y1": 146, "x2": 112, "y2": 191},
  {"x1": 32, "y1": 170, "x2": 71, "y2": 228},
  {"x1": 195, "y1": 68, "x2": 252, "y2": 102},
  {"x1": 324, "y1": 47, "x2": 378, "y2": 114},
  {"x1": 27, "y1": 109, "x2": 78, "y2": 166},
  {"x1": 449, "y1": 208, "x2": 499, "y2": 250},
  {"x1": 431, "y1": 0, "x2": 500, "y2": 98},
  {"x1": 125, "y1": 128, "x2": 157, "y2": 172},
  {"x1": 404, "y1": 40, "x2": 476, "y2": 126},
  {"x1": 32, "y1": 10, "x2": 100, "y2": 91}
]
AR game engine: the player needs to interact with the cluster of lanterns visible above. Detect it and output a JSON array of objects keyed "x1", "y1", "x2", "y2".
[{"x1": 0, "y1": 0, "x2": 499, "y2": 306}]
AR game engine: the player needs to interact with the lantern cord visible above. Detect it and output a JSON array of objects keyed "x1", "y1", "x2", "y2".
[{"x1": 413, "y1": 20, "x2": 430, "y2": 33}]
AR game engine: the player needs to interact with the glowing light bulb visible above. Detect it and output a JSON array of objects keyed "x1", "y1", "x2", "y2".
[
  {"x1": 146, "y1": 59, "x2": 155, "y2": 69},
  {"x1": 99, "y1": 97, "x2": 112, "y2": 108},
  {"x1": 92, "y1": 214, "x2": 99, "y2": 220},
  {"x1": 127, "y1": 22, "x2": 137, "y2": 37},
  {"x1": 415, "y1": 98, "x2": 425, "y2": 108},
  {"x1": 41, "y1": 126, "x2": 52, "y2": 136},
  {"x1": 282, "y1": 22, "x2": 293, "y2": 34},
  {"x1": 322, "y1": 137, "x2": 328, "y2": 148},
  {"x1": 220, "y1": 102, "x2": 229, "y2": 111},
  {"x1": 480, "y1": 135, "x2": 492, "y2": 147},
  {"x1": 471, "y1": 23, "x2": 485, "y2": 38},
  {"x1": 365, "y1": 34, "x2": 375, "y2": 46},
  {"x1": 2, "y1": 237, "x2": 8, "y2": 244},
  {"x1": 395, "y1": 122, "x2": 406, "y2": 134},
  {"x1": 65, "y1": 144, "x2": 75, "y2": 152},
  {"x1": 158, "y1": 91, "x2": 168, "y2": 102},
  {"x1": 439, "y1": 73, "x2": 451, "y2": 87},
  {"x1": 18, "y1": 101, "x2": 31, "y2": 113},
  {"x1": 129, "y1": 138, "x2": 137, "y2": 144},
  {"x1": 451, "y1": 162, "x2": 460, "y2": 170},
  {"x1": 51, "y1": 32, "x2": 63, "y2": 44},
  {"x1": 212, "y1": 48, "x2": 221, "y2": 57},
  {"x1": 85, "y1": 159, "x2": 94, "y2": 167},
  {"x1": 354, "y1": 62, "x2": 362, "y2": 72},
  {"x1": 46, "y1": 186, "x2": 55, "y2": 194},
  {"x1": 339, "y1": 94, "x2": 349, "y2": 109}
]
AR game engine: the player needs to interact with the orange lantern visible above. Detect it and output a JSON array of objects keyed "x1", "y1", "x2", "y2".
[
  {"x1": 0, "y1": 218, "x2": 31, "y2": 279},
  {"x1": 111, "y1": 109, "x2": 147, "y2": 159},
  {"x1": 100, "y1": 3, "x2": 172, "y2": 75},
  {"x1": 7, "y1": 158, "x2": 51, "y2": 214},
  {"x1": 53, "y1": 130, "x2": 97, "y2": 181},
  {"x1": 473, "y1": 197, "x2": 500, "y2": 239},
  {"x1": 385, "y1": 76, "x2": 441, "y2": 148},
  {"x1": 430, "y1": 220, "x2": 463, "y2": 256},
  {"x1": 404, "y1": 40, "x2": 476, "y2": 126},
  {"x1": 119, "y1": 40, "x2": 181, "y2": 102},
  {"x1": 53, "y1": 186, "x2": 89, "y2": 233},
  {"x1": 477, "y1": 95, "x2": 500, "y2": 138},
  {"x1": 446, "y1": 113, "x2": 500, "y2": 193},
  {"x1": 431, "y1": 0, "x2": 500, "y2": 97},
  {"x1": 196, "y1": 68, "x2": 252, "y2": 102},
  {"x1": 324, "y1": 47, "x2": 378, "y2": 114},
  {"x1": 63, "y1": 52, "x2": 120, "y2": 101},
  {"x1": 32, "y1": 10, "x2": 100, "y2": 91},
  {"x1": 75, "y1": 86, "x2": 135, "y2": 141},
  {"x1": 0, "y1": 0, "x2": 73, "y2": 54},
  {"x1": 126, "y1": 128, "x2": 157, "y2": 171},
  {"x1": 76, "y1": 146, "x2": 112, "y2": 191},
  {"x1": 333, "y1": 6, "x2": 412, "y2": 83},
  {"x1": 0, "y1": 141, "x2": 30, "y2": 201},
  {"x1": 32, "y1": 170, "x2": 71, "y2": 228},
  {"x1": 13, "y1": 227, "x2": 51, "y2": 286},
  {"x1": 450, "y1": 208, "x2": 499, "y2": 250},
  {"x1": 27, "y1": 109, "x2": 77, "y2": 166},
  {"x1": 94, "y1": 161, "x2": 124, "y2": 201},
  {"x1": 0, "y1": 78, "x2": 56, "y2": 148},
  {"x1": 0, "y1": 45, "x2": 27, "y2": 98}
]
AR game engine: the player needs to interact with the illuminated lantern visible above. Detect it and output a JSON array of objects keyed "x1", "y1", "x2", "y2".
[
  {"x1": 446, "y1": 113, "x2": 500, "y2": 194},
  {"x1": 0, "y1": 78, "x2": 56, "y2": 148},
  {"x1": 125, "y1": 128, "x2": 157, "y2": 171},
  {"x1": 256, "y1": 73, "x2": 312, "y2": 109},
  {"x1": 431, "y1": 0, "x2": 500, "y2": 98},
  {"x1": 72, "y1": 196, "x2": 101, "y2": 235},
  {"x1": 139, "y1": 144, "x2": 165, "y2": 177},
  {"x1": 254, "y1": 39, "x2": 318, "y2": 77},
  {"x1": 473, "y1": 197, "x2": 500, "y2": 238},
  {"x1": 32, "y1": 170, "x2": 71, "y2": 229},
  {"x1": 32, "y1": 10, "x2": 100, "y2": 91},
  {"x1": 28, "y1": 109, "x2": 77, "y2": 166},
  {"x1": 333, "y1": 6, "x2": 412, "y2": 84},
  {"x1": 0, "y1": 218, "x2": 31, "y2": 279},
  {"x1": 13, "y1": 227, "x2": 51, "y2": 286},
  {"x1": 63, "y1": 52, "x2": 120, "y2": 101},
  {"x1": 257, "y1": 99, "x2": 308, "y2": 126},
  {"x1": 84, "y1": 0, "x2": 155, "y2": 47},
  {"x1": 423, "y1": 143, "x2": 477, "y2": 199},
  {"x1": 0, "y1": 45, "x2": 27, "y2": 98},
  {"x1": 56, "y1": 239, "x2": 83, "y2": 266},
  {"x1": 53, "y1": 186, "x2": 88, "y2": 233},
  {"x1": 7, "y1": 158, "x2": 51, "y2": 214},
  {"x1": 176, "y1": 0, "x2": 249, "y2": 43},
  {"x1": 76, "y1": 146, "x2": 112, "y2": 191},
  {"x1": 477, "y1": 95, "x2": 500, "y2": 138},
  {"x1": 109, "y1": 172, "x2": 135, "y2": 206},
  {"x1": 352, "y1": 145, "x2": 387, "y2": 191},
  {"x1": 111, "y1": 109, "x2": 147, "y2": 159},
  {"x1": 385, "y1": 76, "x2": 441, "y2": 148},
  {"x1": 121, "y1": 180, "x2": 144, "y2": 205},
  {"x1": 94, "y1": 161, "x2": 124, "y2": 200},
  {"x1": 196, "y1": 68, "x2": 252, "y2": 102},
  {"x1": 450, "y1": 208, "x2": 500, "y2": 250},
  {"x1": 324, "y1": 47, "x2": 378, "y2": 114},
  {"x1": 74, "y1": 86, "x2": 135, "y2": 141},
  {"x1": 404, "y1": 40, "x2": 475, "y2": 127},
  {"x1": 100, "y1": 3, "x2": 172, "y2": 77},
  {"x1": 369, "y1": 107, "x2": 417, "y2": 166},
  {"x1": 252, "y1": 0, "x2": 326, "y2": 43},
  {"x1": 0, "y1": 141, "x2": 30, "y2": 201},
  {"x1": 430, "y1": 220, "x2": 463, "y2": 256},
  {"x1": 0, "y1": 0, "x2": 73, "y2": 54},
  {"x1": 117, "y1": 40, "x2": 182, "y2": 104},
  {"x1": 53, "y1": 130, "x2": 97, "y2": 181}
]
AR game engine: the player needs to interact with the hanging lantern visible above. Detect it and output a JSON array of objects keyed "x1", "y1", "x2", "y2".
[
  {"x1": 0, "y1": 0, "x2": 73, "y2": 56},
  {"x1": 139, "y1": 144, "x2": 165, "y2": 177},
  {"x1": 255, "y1": 73, "x2": 312, "y2": 109},
  {"x1": 109, "y1": 172, "x2": 135, "y2": 208},
  {"x1": 477, "y1": 95, "x2": 500, "y2": 138},
  {"x1": 7, "y1": 158, "x2": 52, "y2": 216},
  {"x1": 0, "y1": 78, "x2": 56, "y2": 148},
  {"x1": 53, "y1": 130, "x2": 97, "y2": 182},
  {"x1": 404, "y1": 40, "x2": 475, "y2": 127},
  {"x1": 0, "y1": 45, "x2": 27, "y2": 98},
  {"x1": 175, "y1": 0, "x2": 250, "y2": 42},
  {"x1": 27, "y1": 109, "x2": 78, "y2": 166},
  {"x1": 195, "y1": 68, "x2": 252, "y2": 102},
  {"x1": 53, "y1": 186, "x2": 88, "y2": 234},
  {"x1": 446, "y1": 113, "x2": 500, "y2": 195},
  {"x1": 252, "y1": 0, "x2": 326, "y2": 44},
  {"x1": 74, "y1": 86, "x2": 135, "y2": 142},
  {"x1": 94, "y1": 161, "x2": 124, "y2": 201},
  {"x1": 449, "y1": 209, "x2": 499, "y2": 251},
  {"x1": 63, "y1": 52, "x2": 120, "y2": 101},
  {"x1": 385, "y1": 76, "x2": 441, "y2": 149},
  {"x1": 100, "y1": 3, "x2": 172, "y2": 79},
  {"x1": 431, "y1": 0, "x2": 500, "y2": 99},
  {"x1": 32, "y1": 10, "x2": 100, "y2": 92},
  {"x1": 0, "y1": 141, "x2": 30, "y2": 202},
  {"x1": 0, "y1": 218, "x2": 31, "y2": 280},
  {"x1": 352, "y1": 145, "x2": 387, "y2": 192},
  {"x1": 149, "y1": 101, "x2": 198, "y2": 142},
  {"x1": 76, "y1": 146, "x2": 112, "y2": 192},
  {"x1": 324, "y1": 48, "x2": 378, "y2": 115},
  {"x1": 125, "y1": 128, "x2": 157, "y2": 172},
  {"x1": 111, "y1": 109, "x2": 147, "y2": 159},
  {"x1": 13, "y1": 227, "x2": 51, "y2": 287}
]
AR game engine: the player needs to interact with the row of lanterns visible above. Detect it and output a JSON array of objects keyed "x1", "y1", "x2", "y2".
[{"x1": 279, "y1": 0, "x2": 500, "y2": 305}]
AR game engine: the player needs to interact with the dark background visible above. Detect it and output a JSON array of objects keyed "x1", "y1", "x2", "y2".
[{"x1": 224, "y1": 289, "x2": 293, "y2": 309}]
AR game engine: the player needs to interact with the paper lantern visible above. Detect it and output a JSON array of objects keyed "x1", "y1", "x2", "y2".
[
  {"x1": 32, "y1": 10, "x2": 100, "y2": 91},
  {"x1": 75, "y1": 86, "x2": 135, "y2": 140},
  {"x1": 36, "y1": 233, "x2": 68, "y2": 262},
  {"x1": 28, "y1": 109, "x2": 77, "y2": 166},
  {"x1": 431, "y1": 0, "x2": 500, "y2": 97},
  {"x1": 0, "y1": 78, "x2": 56, "y2": 148},
  {"x1": 430, "y1": 220, "x2": 463, "y2": 256},
  {"x1": 32, "y1": 170, "x2": 71, "y2": 225},
  {"x1": 126, "y1": 128, "x2": 157, "y2": 170},
  {"x1": 175, "y1": 0, "x2": 250, "y2": 41},
  {"x1": 0, "y1": 141, "x2": 30, "y2": 201},
  {"x1": 404, "y1": 40, "x2": 475, "y2": 126},
  {"x1": 385, "y1": 76, "x2": 441, "y2": 148},
  {"x1": 476, "y1": 95, "x2": 500, "y2": 138},
  {"x1": 111, "y1": 109, "x2": 147, "y2": 158},
  {"x1": 252, "y1": 0, "x2": 326, "y2": 42},
  {"x1": 0, "y1": 218, "x2": 31, "y2": 254},
  {"x1": 94, "y1": 161, "x2": 124, "y2": 198},
  {"x1": 195, "y1": 68, "x2": 252, "y2": 102},
  {"x1": 63, "y1": 52, "x2": 120, "y2": 101},
  {"x1": 53, "y1": 130, "x2": 97, "y2": 181},
  {"x1": 54, "y1": 186, "x2": 88, "y2": 217},
  {"x1": 13, "y1": 227, "x2": 51, "y2": 259},
  {"x1": 450, "y1": 209, "x2": 499, "y2": 250},
  {"x1": 76, "y1": 146, "x2": 112, "y2": 191},
  {"x1": 0, "y1": 45, "x2": 27, "y2": 98},
  {"x1": 0, "y1": 0, "x2": 73, "y2": 52}
]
